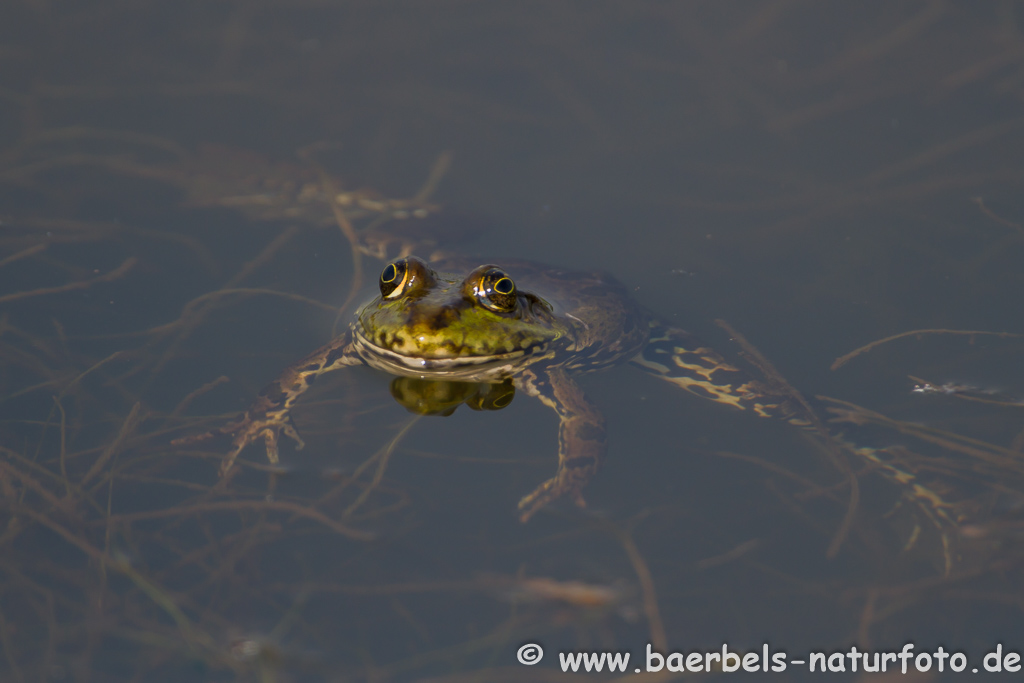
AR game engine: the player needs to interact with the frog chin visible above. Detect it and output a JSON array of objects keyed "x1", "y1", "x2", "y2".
[{"x1": 352, "y1": 328, "x2": 549, "y2": 381}]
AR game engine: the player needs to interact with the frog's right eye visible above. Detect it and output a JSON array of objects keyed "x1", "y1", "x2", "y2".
[
  {"x1": 380, "y1": 256, "x2": 437, "y2": 299},
  {"x1": 380, "y1": 261, "x2": 409, "y2": 298}
]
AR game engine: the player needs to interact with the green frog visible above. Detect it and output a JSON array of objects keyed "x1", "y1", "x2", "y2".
[{"x1": 214, "y1": 252, "x2": 801, "y2": 521}]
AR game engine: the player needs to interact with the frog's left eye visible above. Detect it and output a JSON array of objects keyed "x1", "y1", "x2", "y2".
[
  {"x1": 379, "y1": 261, "x2": 409, "y2": 298},
  {"x1": 474, "y1": 268, "x2": 518, "y2": 313}
]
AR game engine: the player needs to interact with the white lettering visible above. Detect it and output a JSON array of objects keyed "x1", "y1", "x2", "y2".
[
  {"x1": 898, "y1": 643, "x2": 915, "y2": 674},
  {"x1": 721, "y1": 645, "x2": 740, "y2": 672},
  {"x1": 646, "y1": 644, "x2": 663, "y2": 672},
  {"x1": 846, "y1": 645, "x2": 860, "y2": 672},
  {"x1": 985, "y1": 644, "x2": 1003, "y2": 672},
  {"x1": 559, "y1": 651, "x2": 630, "y2": 673}
]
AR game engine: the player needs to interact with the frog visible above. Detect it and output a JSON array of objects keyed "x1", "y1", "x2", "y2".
[
  {"x1": 210, "y1": 250, "x2": 804, "y2": 522},
  {"x1": 147, "y1": 145, "x2": 966, "y2": 553}
]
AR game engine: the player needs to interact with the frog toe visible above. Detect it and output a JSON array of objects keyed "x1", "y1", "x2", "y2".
[
  {"x1": 217, "y1": 413, "x2": 305, "y2": 476},
  {"x1": 517, "y1": 476, "x2": 587, "y2": 522},
  {"x1": 517, "y1": 488, "x2": 550, "y2": 523},
  {"x1": 279, "y1": 419, "x2": 305, "y2": 451},
  {"x1": 260, "y1": 418, "x2": 306, "y2": 463}
]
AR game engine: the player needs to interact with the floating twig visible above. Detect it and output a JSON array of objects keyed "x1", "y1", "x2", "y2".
[
  {"x1": 106, "y1": 499, "x2": 374, "y2": 541},
  {"x1": 597, "y1": 514, "x2": 667, "y2": 654},
  {"x1": 81, "y1": 402, "x2": 144, "y2": 488},
  {"x1": 0, "y1": 257, "x2": 137, "y2": 304},
  {"x1": 0, "y1": 243, "x2": 47, "y2": 268},
  {"x1": 972, "y1": 196, "x2": 1024, "y2": 235},
  {"x1": 831, "y1": 329, "x2": 1024, "y2": 370},
  {"x1": 170, "y1": 376, "x2": 231, "y2": 417},
  {"x1": 716, "y1": 319, "x2": 859, "y2": 559}
]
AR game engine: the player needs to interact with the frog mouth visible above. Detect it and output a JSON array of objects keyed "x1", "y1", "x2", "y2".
[{"x1": 352, "y1": 328, "x2": 547, "y2": 378}]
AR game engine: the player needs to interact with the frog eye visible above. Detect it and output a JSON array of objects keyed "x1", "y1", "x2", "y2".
[
  {"x1": 474, "y1": 268, "x2": 518, "y2": 313},
  {"x1": 493, "y1": 277, "x2": 514, "y2": 294},
  {"x1": 380, "y1": 256, "x2": 437, "y2": 299},
  {"x1": 379, "y1": 261, "x2": 408, "y2": 298}
]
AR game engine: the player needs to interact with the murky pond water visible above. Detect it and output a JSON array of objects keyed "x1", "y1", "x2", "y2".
[{"x1": 2, "y1": 2, "x2": 1024, "y2": 681}]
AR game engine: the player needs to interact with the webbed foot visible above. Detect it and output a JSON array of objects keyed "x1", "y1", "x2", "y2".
[
  {"x1": 518, "y1": 474, "x2": 588, "y2": 522},
  {"x1": 218, "y1": 411, "x2": 305, "y2": 476},
  {"x1": 175, "y1": 331, "x2": 359, "y2": 477}
]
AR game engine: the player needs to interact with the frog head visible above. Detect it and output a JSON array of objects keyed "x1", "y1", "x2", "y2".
[{"x1": 355, "y1": 256, "x2": 562, "y2": 368}]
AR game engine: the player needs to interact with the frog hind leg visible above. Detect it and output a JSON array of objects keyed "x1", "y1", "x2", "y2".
[
  {"x1": 634, "y1": 322, "x2": 964, "y2": 574},
  {"x1": 217, "y1": 331, "x2": 363, "y2": 475},
  {"x1": 515, "y1": 366, "x2": 606, "y2": 522},
  {"x1": 629, "y1": 321, "x2": 786, "y2": 419}
]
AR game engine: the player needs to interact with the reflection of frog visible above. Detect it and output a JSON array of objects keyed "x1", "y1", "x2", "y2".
[
  {"x1": 216, "y1": 252, "x2": 802, "y2": 521},
  {"x1": 389, "y1": 377, "x2": 515, "y2": 416}
]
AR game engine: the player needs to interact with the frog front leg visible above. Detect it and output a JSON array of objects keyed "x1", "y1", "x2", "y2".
[
  {"x1": 217, "y1": 331, "x2": 363, "y2": 475},
  {"x1": 515, "y1": 366, "x2": 605, "y2": 522}
]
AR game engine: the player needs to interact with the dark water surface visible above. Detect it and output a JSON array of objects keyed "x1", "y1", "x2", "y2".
[{"x1": 2, "y1": 2, "x2": 1024, "y2": 681}]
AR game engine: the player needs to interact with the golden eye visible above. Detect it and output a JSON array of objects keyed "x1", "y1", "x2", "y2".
[
  {"x1": 379, "y1": 261, "x2": 408, "y2": 298},
  {"x1": 476, "y1": 269, "x2": 517, "y2": 312},
  {"x1": 379, "y1": 256, "x2": 438, "y2": 299},
  {"x1": 493, "y1": 277, "x2": 514, "y2": 295}
]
